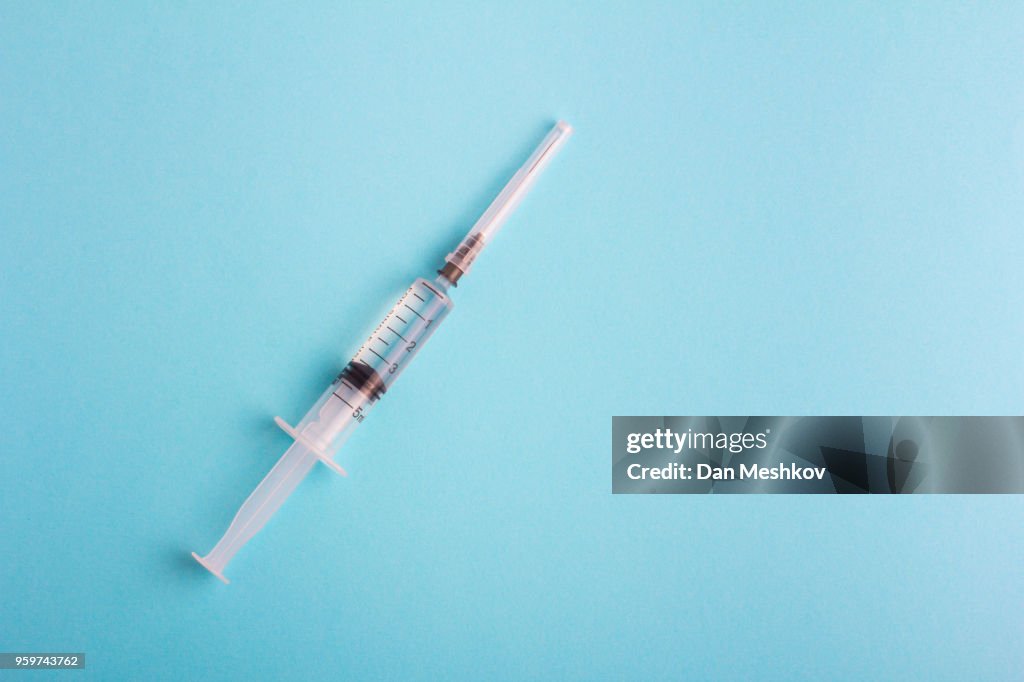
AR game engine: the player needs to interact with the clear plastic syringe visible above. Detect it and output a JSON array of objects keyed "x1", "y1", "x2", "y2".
[{"x1": 192, "y1": 121, "x2": 573, "y2": 583}]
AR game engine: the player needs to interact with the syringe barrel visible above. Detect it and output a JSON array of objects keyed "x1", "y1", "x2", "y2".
[{"x1": 292, "y1": 276, "x2": 454, "y2": 463}]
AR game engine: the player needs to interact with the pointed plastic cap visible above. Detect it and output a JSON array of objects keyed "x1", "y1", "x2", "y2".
[{"x1": 443, "y1": 120, "x2": 573, "y2": 277}]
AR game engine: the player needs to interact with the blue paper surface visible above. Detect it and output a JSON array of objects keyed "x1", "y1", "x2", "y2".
[{"x1": 2, "y1": 3, "x2": 1022, "y2": 679}]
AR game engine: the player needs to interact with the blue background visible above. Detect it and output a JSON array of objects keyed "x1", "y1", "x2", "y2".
[{"x1": 2, "y1": 3, "x2": 1022, "y2": 680}]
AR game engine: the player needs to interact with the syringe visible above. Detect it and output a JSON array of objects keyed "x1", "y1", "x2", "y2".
[{"x1": 192, "y1": 121, "x2": 573, "y2": 583}]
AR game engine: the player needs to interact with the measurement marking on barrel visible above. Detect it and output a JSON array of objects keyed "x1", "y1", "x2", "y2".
[
  {"x1": 369, "y1": 348, "x2": 387, "y2": 363},
  {"x1": 403, "y1": 304, "x2": 425, "y2": 320},
  {"x1": 412, "y1": 292, "x2": 425, "y2": 302},
  {"x1": 332, "y1": 392, "x2": 355, "y2": 409},
  {"x1": 387, "y1": 325, "x2": 407, "y2": 342},
  {"x1": 395, "y1": 315, "x2": 407, "y2": 324}
]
